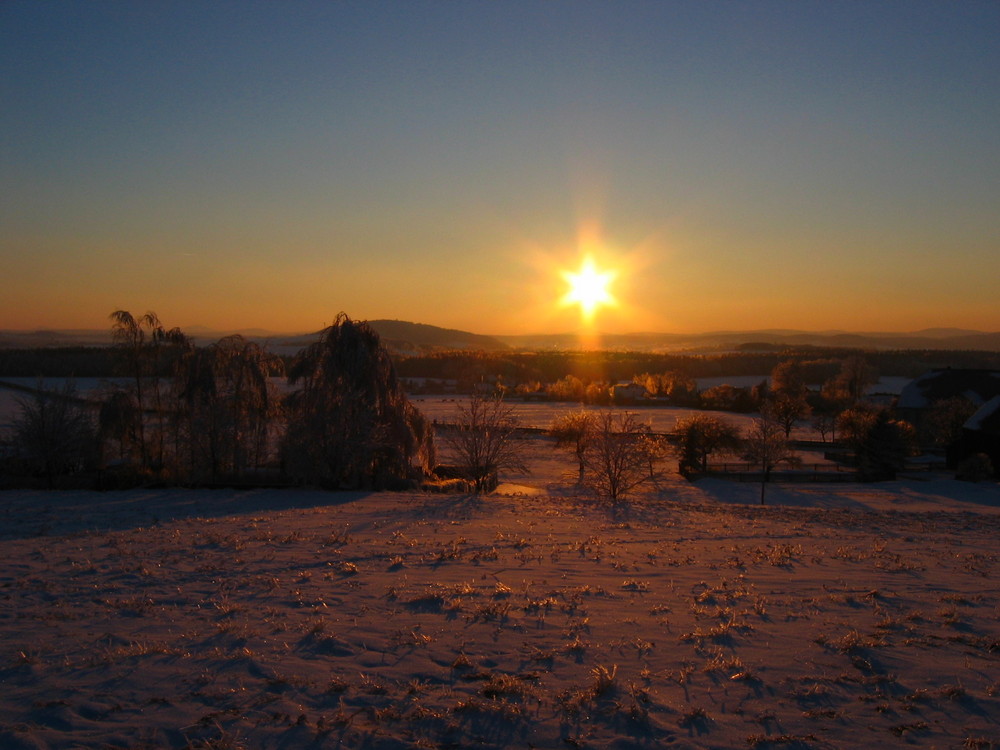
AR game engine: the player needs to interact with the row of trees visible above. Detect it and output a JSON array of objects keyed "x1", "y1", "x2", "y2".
[
  {"x1": 547, "y1": 409, "x2": 801, "y2": 504},
  {"x1": 434, "y1": 396, "x2": 670, "y2": 502},
  {"x1": 672, "y1": 402, "x2": 919, "y2": 488},
  {"x1": 1, "y1": 318, "x2": 937, "y2": 494},
  {"x1": 550, "y1": 411, "x2": 667, "y2": 502},
  {"x1": 395, "y1": 348, "x2": 1000, "y2": 390},
  {"x1": 507, "y1": 354, "x2": 880, "y2": 419},
  {"x1": 9, "y1": 311, "x2": 435, "y2": 489}
]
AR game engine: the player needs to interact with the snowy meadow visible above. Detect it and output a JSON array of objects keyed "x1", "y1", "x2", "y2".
[{"x1": 2, "y1": 423, "x2": 999, "y2": 748}]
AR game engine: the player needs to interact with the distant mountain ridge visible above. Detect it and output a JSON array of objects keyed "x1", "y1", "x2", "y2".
[{"x1": 2, "y1": 323, "x2": 1000, "y2": 353}]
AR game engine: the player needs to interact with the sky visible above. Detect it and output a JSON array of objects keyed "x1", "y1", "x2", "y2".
[{"x1": 2, "y1": 1, "x2": 999, "y2": 336}]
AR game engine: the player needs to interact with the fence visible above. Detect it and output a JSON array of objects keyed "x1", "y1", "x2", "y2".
[{"x1": 704, "y1": 463, "x2": 859, "y2": 483}]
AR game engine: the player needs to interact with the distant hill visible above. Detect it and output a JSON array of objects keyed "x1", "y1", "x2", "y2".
[
  {"x1": 367, "y1": 320, "x2": 509, "y2": 353},
  {"x1": 0, "y1": 329, "x2": 113, "y2": 348},
  {"x1": 267, "y1": 320, "x2": 509, "y2": 355}
]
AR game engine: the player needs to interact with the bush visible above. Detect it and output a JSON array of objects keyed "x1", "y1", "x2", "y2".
[{"x1": 956, "y1": 453, "x2": 995, "y2": 482}]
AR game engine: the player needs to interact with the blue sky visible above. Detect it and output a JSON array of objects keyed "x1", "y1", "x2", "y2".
[{"x1": 2, "y1": 1, "x2": 998, "y2": 334}]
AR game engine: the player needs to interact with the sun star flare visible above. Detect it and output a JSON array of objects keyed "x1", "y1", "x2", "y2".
[{"x1": 560, "y1": 256, "x2": 618, "y2": 323}]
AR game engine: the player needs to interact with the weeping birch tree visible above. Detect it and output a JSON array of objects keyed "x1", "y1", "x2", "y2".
[
  {"x1": 282, "y1": 314, "x2": 435, "y2": 489},
  {"x1": 174, "y1": 335, "x2": 283, "y2": 480},
  {"x1": 107, "y1": 310, "x2": 187, "y2": 474},
  {"x1": 550, "y1": 411, "x2": 596, "y2": 485}
]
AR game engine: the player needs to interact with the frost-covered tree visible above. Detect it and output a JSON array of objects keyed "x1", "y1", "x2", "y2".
[
  {"x1": 108, "y1": 310, "x2": 187, "y2": 473},
  {"x1": 742, "y1": 416, "x2": 800, "y2": 505},
  {"x1": 843, "y1": 408, "x2": 917, "y2": 481},
  {"x1": 923, "y1": 396, "x2": 977, "y2": 450},
  {"x1": 282, "y1": 314, "x2": 435, "y2": 489},
  {"x1": 175, "y1": 335, "x2": 283, "y2": 480},
  {"x1": 583, "y1": 411, "x2": 662, "y2": 502},
  {"x1": 445, "y1": 392, "x2": 527, "y2": 493},
  {"x1": 763, "y1": 392, "x2": 812, "y2": 439},
  {"x1": 14, "y1": 380, "x2": 95, "y2": 487},
  {"x1": 550, "y1": 411, "x2": 596, "y2": 484},
  {"x1": 674, "y1": 414, "x2": 741, "y2": 477}
]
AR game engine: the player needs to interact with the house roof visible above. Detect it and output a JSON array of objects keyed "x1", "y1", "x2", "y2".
[
  {"x1": 964, "y1": 395, "x2": 1000, "y2": 434},
  {"x1": 897, "y1": 369, "x2": 1000, "y2": 410}
]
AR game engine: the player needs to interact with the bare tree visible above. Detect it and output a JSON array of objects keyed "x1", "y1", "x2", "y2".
[
  {"x1": 824, "y1": 355, "x2": 878, "y2": 405},
  {"x1": 445, "y1": 392, "x2": 527, "y2": 493},
  {"x1": 550, "y1": 411, "x2": 596, "y2": 484},
  {"x1": 811, "y1": 411, "x2": 837, "y2": 443},
  {"x1": 763, "y1": 392, "x2": 811, "y2": 439},
  {"x1": 582, "y1": 411, "x2": 661, "y2": 502},
  {"x1": 674, "y1": 413, "x2": 742, "y2": 477},
  {"x1": 14, "y1": 380, "x2": 96, "y2": 487},
  {"x1": 742, "y1": 416, "x2": 800, "y2": 505}
]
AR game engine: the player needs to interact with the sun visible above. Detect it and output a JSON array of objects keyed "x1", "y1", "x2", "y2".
[{"x1": 560, "y1": 256, "x2": 617, "y2": 322}]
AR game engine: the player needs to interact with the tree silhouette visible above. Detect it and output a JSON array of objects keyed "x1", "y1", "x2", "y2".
[
  {"x1": 109, "y1": 310, "x2": 159, "y2": 468},
  {"x1": 174, "y1": 335, "x2": 283, "y2": 481},
  {"x1": 742, "y1": 416, "x2": 799, "y2": 504},
  {"x1": 282, "y1": 314, "x2": 435, "y2": 489},
  {"x1": 107, "y1": 310, "x2": 187, "y2": 473},
  {"x1": 550, "y1": 411, "x2": 596, "y2": 484},
  {"x1": 13, "y1": 380, "x2": 95, "y2": 487},
  {"x1": 98, "y1": 387, "x2": 141, "y2": 469}
]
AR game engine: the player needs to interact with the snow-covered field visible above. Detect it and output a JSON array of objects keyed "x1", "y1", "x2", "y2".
[
  {"x1": 413, "y1": 395, "x2": 754, "y2": 433},
  {"x1": 4, "y1": 376, "x2": 999, "y2": 747},
  {"x1": 412, "y1": 396, "x2": 819, "y2": 441},
  {"x1": 2, "y1": 438, "x2": 1000, "y2": 749}
]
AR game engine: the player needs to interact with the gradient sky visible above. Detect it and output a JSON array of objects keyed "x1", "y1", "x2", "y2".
[{"x1": 2, "y1": 1, "x2": 999, "y2": 336}]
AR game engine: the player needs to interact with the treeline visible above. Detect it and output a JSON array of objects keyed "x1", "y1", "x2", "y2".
[
  {"x1": 4, "y1": 342, "x2": 1000, "y2": 383},
  {"x1": 3, "y1": 312, "x2": 435, "y2": 490},
  {"x1": 397, "y1": 348, "x2": 1000, "y2": 386},
  {"x1": 0, "y1": 347, "x2": 123, "y2": 378}
]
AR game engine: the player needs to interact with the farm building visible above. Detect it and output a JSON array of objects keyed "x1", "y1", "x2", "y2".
[
  {"x1": 896, "y1": 369, "x2": 1000, "y2": 438},
  {"x1": 949, "y1": 396, "x2": 1000, "y2": 478}
]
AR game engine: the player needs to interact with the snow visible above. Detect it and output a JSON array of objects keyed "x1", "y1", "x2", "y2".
[
  {"x1": 2, "y1": 431, "x2": 1000, "y2": 748},
  {"x1": 964, "y1": 395, "x2": 1000, "y2": 431}
]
